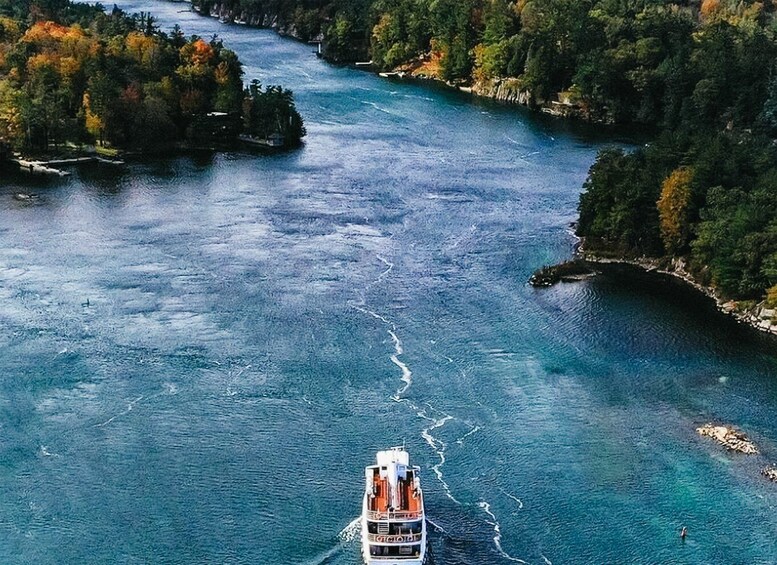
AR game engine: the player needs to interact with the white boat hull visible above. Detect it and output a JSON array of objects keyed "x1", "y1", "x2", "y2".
[
  {"x1": 361, "y1": 448, "x2": 427, "y2": 565},
  {"x1": 360, "y1": 511, "x2": 427, "y2": 565}
]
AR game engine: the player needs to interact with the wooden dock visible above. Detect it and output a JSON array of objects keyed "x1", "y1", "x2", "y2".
[
  {"x1": 10, "y1": 156, "x2": 124, "y2": 176},
  {"x1": 13, "y1": 159, "x2": 70, "y2": 177}
]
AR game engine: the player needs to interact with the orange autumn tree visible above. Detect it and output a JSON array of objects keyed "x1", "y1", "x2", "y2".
[
  {"x1": 0, "y1": 2, "x2": 301, "y2": 150},
  {"x1": 657, "y1": 167, "x2": 695, "y2": 255}
]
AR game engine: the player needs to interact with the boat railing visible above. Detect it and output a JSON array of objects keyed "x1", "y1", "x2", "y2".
[
  {"x1": 366, "y1": 532, "x2": 423, "y2": 544},
  {"x1": 365, "y1": 510, "x2": 423, "y2": 521}
]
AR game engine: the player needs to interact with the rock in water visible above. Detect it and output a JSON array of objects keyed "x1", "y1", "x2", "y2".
[
  {"x1": 762, "y1": 467, "x2": 777, "y2": 483},
  {"x1": 529, "y1": 259, "x2": 597, "y2": 287},
  {"x1": 696, "y1": 423, "x2": 759, "y2": 454}
]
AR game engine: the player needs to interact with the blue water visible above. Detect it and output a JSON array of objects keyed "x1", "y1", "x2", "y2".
[{"x1": 2, "y1": 3, "x2": 777, "y2": 563}]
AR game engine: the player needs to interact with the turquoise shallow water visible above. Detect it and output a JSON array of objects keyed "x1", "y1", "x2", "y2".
[{"x1": 2, "y1": 3, "x2": 777, "y2": 563}]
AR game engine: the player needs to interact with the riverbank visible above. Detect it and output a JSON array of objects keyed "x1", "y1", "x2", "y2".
[
  {"x1": 578, "y1": 251, "x2": 777, "y2": 338},
  {"x1": 0, "y1": 133, "x2": 299, "y2": 180},
  {"x1": 529, "y1": 223, "x2": 777, "y2": 338},
  {"x1": 185, "y1": 2, "x2": 612, "y2": 123},
  {"x1": 191, "y1": 1, "x2": 307, "y2": 41}
]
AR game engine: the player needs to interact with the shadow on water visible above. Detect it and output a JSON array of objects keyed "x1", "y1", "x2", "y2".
[
  {"x1": 596, "y1": 263, "x2": 777, "y2": 356},
  {"x1": 378, "y1": 73, "x2": 655, "y2": 146}
]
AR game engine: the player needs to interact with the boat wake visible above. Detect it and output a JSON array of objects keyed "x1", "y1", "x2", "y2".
[
  {"x1": 388, "y1": 329, "x2": 412, "y2": 399},
  {"x1": 479, "y1": 501, "x2": 528, "y2": 564},
  {"x1": 351, "y1": 253, "x2": 413, "y2": 401},
  {"x1": 418, "y1": 408, "x2": 459, "y2": 504},
  {"x1": 499, "y1": 488, "x2": 524, "y2": 510},
  {"x1": 301, "y1": 517, "x2": 361, "y2": 565},
  {"x1": 361, "y1": 100, "x2": 398, "y2": 117},
  {"x1": 95, "y1": 395, "x2": 144, "y2": 428},
  {"x1": 94, "y1": 383, "x2": 178, "y2": 428},
  {"x1": 352, "y1": 254, "x2": 530, "y2": 563},
  {"x1": 338, "y1": 516, "x2": 361, "y2": 543},
  {"x1": 455, "y1": 425, "x2": 481, "y2": 445},
  {"x1": 426, "y1": 517, "x2": 447, "y2": 534}
]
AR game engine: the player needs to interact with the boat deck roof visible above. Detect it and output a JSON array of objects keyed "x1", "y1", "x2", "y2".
[{"x1": 368, "y1": 468, "x2": 421, "y2": 513}]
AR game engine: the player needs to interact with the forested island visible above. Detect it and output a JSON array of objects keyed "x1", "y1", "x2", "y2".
[{"x1": 0, "y1": 0, "x2": 305, "y2": 158}]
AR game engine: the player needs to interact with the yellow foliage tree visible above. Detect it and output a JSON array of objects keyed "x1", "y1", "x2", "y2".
[
  {"x1": 125, "y1": 31, "x2": 158, "y2": 69},
  {"x1": 0, "y1": 17, "x2": 22, "y2": 41},
  {"x1": 82, "y1": 92, "x2": 105, "y2": 144},
  {"x1": 766, "y1": 284, "x2": 777, "y2": 308},
  {"x1": 22, "y1": 21, "x2": 71, "y2": 46},
  {"x1": 657, "y1": 167, "x2": 694, "y2": 255}
]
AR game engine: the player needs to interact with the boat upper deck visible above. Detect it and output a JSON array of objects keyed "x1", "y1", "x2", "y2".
[{"x1": 365, "y1": 455, "x2": 423, "y2": 522}]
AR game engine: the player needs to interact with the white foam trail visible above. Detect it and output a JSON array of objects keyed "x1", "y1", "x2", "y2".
[
  {"x1": 499, "y1": 488, "x2": 524, "y2": 510},
  {"x1": 95, "y1": 383, "x2": 178, "y2": 428},
  {"x1": 352, "y1": 254, "x2": 466, "y2": 506},
  {"x1": 426, "y1": 517, "x2": 447, "y2": 534},
  {"x1": 355, "y1": 305, "x2": 392, "y2": 326},
  {"x1": 352, "y1": 304, "x2": 413, "y2": 400},
  {"x1": 541, "y1": 554, "x2": 553, "y2": 565},
  {"x1": 361, "y1": 101, "x2": 394, "y2": 116},
  {"x1": 388, "y1": 329, "x2": 412, "y2": 399},
  {"x1": 375, "y1": 254, "x2": 394, "y2": 279},
  {"x1": 298, "y1": 517, "x2": 360, "y2": 565},
  {"x1": 338, "y1": 516, "x2": 361, "y2": 543},
  {"x1": 456, "y1": 425, "x2": 481, "y2": 445},
  {"x1": 95, "y1": 395, "x2": 144, "y2": 427},
  {"x1": 351, "y1": 253, "x2": 412, "y2": 400},
  {"x1": 419, "y1": 411, "x2": 459, "y2": 504},
  {"x1": 479, "y1": 501, "x2": 528, "y2": 564}
]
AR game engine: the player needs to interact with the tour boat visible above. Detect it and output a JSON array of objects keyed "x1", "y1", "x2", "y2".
[{"x1": 362, "y1": 447, "x2": 427, "y2": 564}]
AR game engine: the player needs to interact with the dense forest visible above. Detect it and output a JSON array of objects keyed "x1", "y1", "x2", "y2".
[
  {"x1": 0, "y1": 0, "x2": 304, "y2": 153},
  {"x1": 194, "y1": 0, "x2": 776, "y2": 125},
  {"x1": 578, "y1": 121, "x2": 777, "y2": 303}
]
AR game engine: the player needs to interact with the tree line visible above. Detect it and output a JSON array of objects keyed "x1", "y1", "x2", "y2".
[
  {"x1": 0, "y1": 0, "x2": 305, "y2": 153},
  {"x1": 194, "y1": 0, "x2": 775, "y2": 126}
]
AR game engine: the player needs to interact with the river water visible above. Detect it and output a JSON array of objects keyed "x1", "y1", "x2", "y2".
[{"x1": 2, "y1": 3, "x2": 777, "y2": 563}]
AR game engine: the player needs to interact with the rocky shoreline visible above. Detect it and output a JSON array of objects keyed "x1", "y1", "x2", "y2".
[
  {"x1": 190, "y1": 1, "x2": 306, "y2": 41},
  {"x1": 530, "y1": 227, "x2": 777, "y2": 338},
  {"x1": 387, "y1": 63, "x2": 606, "y2": 121},
  {"x1": 529, "y1": 259, "x2": 598, "y2": 287},
  {"x1": 182, "y1": 2, "x2": 612, "y2": 122},
  {"x1": 581, "y1": 253, "x2": 777, "y2": 338},
  {"x1": 531, "y1": 246, "x2": 777, "y2": 338}
]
